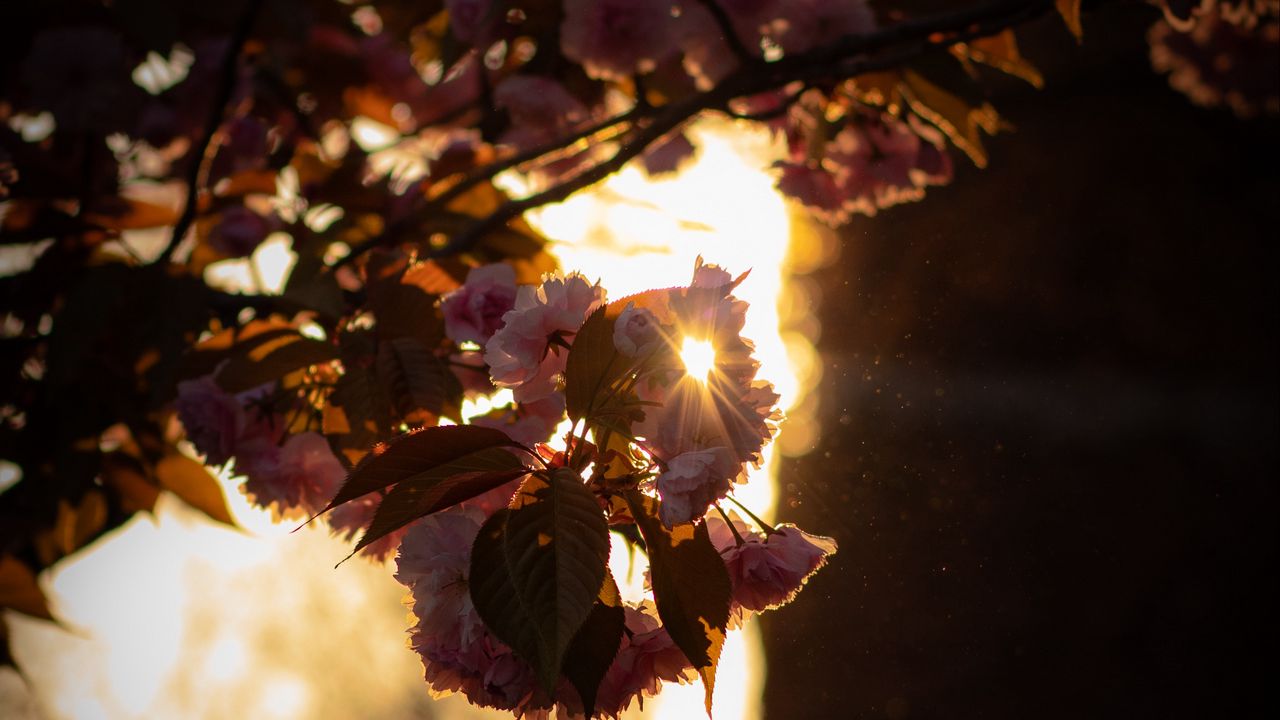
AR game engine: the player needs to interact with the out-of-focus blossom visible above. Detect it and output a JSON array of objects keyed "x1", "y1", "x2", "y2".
[
  {"x1": 775, "y1": 111, "x2": 953, "y2": 223},
  {"x1": 241, "y1": 431, "x2": 345, "y2": 518},
  {"x1": 208, "y1": 205, "x2": 276, "y2": 258},
  {"x1": 494, "y1": 76, "x2": 588, "y2": 151},
  {"x1": 484, "y1": 272, "x2": 606, "y2": 401},
  {"x1": 561, "y1": 0, "x2": 681, "y2": 80},
  {"x1": 443, "y1": 264, "x2": 518, "y2": 345},
  {"x1": 1156, "y1": 0, "x2": 1280, "y2": 30},
  {"x1": 705, "y1": 511, "x2": 838, "y2": 613},
  {"x1": 641, "y1": 131, "x2": 697, "y2": 176},
  {"x1": 446, "y1": 0, "x2": 496, "y2": 45},
  {"x1": 1149, "y1": 8, "x2": 1280, "y2": 117},
  {"x1": 175, "y1": 376, "x2": 244, "y2": 466},
  {"x1": 771, "y1": 0, "x2": 876, "y2": 54},
  {"x1": 655, "y1": 446, "x2": 740, "y2": 527},
  {"x1": 773, "y1": 161, "x2": 848, "y2": 225}
]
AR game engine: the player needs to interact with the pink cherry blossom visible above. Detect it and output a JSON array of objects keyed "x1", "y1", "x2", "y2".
[
  {"x1": 396, "y1": 507, "x2": 551, "y2": 716},
  {"x1": 240, "y1": 431, "x2": 345, "y2": 518},
  {"x1": 560, "y1": 0, "x2": 681, "y2": 80},
  {"x1": 774, "y1": 161, "x2": 849, "y2": 225},
  {"x1": 446, "y1": 0, "x2": 495, "y2": 45},
  {"x1": 771, "y1": 0, "x2": 876, "y2": 55},
  {"x1": 174, "y1": 375, "x2": 244, "y2": 466},
  {"x1": 655, "y1": 447, "x2": 741, "y2": 527},
  {"x1": 594, "y1": 602, "x2": 695, "y2": 718},
  {"x1": 442, "y1": 263, "x2": 518, "y2": 345},
  {"x1": 484, "y1": 272, "x2": 606, "y2": 402},
  {"x1": 613, "y1": 303, "x2": 662, "y2": 357},
  {"x1": 493, "y1": 75, "x2": 588, "y2": 151},
  {"x1": 706, "y1": 512, "x2": 838, "y2": 612}
]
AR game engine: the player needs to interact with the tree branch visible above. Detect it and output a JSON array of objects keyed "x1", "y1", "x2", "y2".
[
  {"x1": 156, "y1": 0, "x2": 263, "y2": 264},
  {"x1": 340, "y1": 0, "x2": 1059, "y2": 266}
]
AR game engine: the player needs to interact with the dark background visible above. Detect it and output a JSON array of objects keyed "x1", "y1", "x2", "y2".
[{"x1": 763, "y1": 5, "x2": 1278, "y2": 719}]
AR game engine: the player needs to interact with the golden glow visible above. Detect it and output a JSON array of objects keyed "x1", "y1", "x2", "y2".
[
  {"x1": 6, "y1": 119, "x2": 836, "y2": 720},
  {"x1": 680, "y1": 338, "x2": 717, "y2": 381}
]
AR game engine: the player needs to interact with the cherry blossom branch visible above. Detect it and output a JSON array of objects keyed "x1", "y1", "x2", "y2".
[
  {"x1": 157, "y1": 0, "x2": 263, "y2": 264},
  {"x1": 694, "y1": 0, "x2": 759, "y2": 65},
  {"x1": 433, "y1": 0, "x2": 1056, "y2": 258},
  {"x1": 330, "y1": 108, "x2": 645, "y2": 270},
  {"x1": 344, "y1": 0, "x2": 1061, "y2": 265}
]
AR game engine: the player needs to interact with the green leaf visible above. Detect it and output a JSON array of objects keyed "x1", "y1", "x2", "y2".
[
  {"x1": 349, "y1": 446, "x2": 530, "y2": 556},
  {"x1": 215, "y1": 332, "x2": 338, "y2": 393},
  {"x1": 623, "y1": 490, "x2": 731, "y2": 714},
  {"x1": 321, "y1": 424, "x2": 521, "y2": 512},
  {"x1": 562, "y1": 571, "x2": 625, "y2": 719},
  {"x1": 469, "y1": 469, "x2": 611, "y2": 692}
]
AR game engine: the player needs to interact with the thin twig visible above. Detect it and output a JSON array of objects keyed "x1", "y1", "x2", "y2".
[
  {"x1": 157, "y1": 0, "x2": 263, "y2": 264},
  {"x1": 343, "y1": 0, "x2": 1057, "y2": 266},
  {"x1": 694, "y1": 0, "x2": 758, "y2": 64}
]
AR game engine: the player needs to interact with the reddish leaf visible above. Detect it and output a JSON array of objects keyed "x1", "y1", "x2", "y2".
[
  {"x1": 1056, "y1": 0, "x2": 1083, "y2": 41},
  {"x1": 349, "y1": 446, "x2": 531, "y2": 556},
  {"x1": 623, "y1": 490, "x2": 731, "y2": 714},
  {"x1": 321, "y1": 424, "x2": 523, "y2": 513}
]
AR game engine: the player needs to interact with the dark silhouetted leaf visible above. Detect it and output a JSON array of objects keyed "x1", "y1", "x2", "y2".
[
  {"x1": 155, "y1": 453, "x2": 234, "y2": 526},
  {"x1": 350, "y1": 446, "x2": 530, "y2": 556},
  {"x1": 375, "y1": 337, "x2": 462, "y2": 421},
  {"x1": 563, "y1": 571, "x2": 625, "y2": 718},
  {"x1": 623, "y1": 490, "x2": 731, "y2": 714},
  {"x1": 0, "y1": 555, "x2": 54, "y2": 620},
  {"x1": 216, "y1": 332, "x2": 338, "y2": 393},
  {"x1": 321, "y1": 424, "x2": 521, "y2": 512},
  {"x1": 469, "y1": 469, "x2": 611, "y2": 692}
]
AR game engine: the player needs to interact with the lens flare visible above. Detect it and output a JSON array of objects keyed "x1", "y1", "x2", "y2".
[{"x1": 681, "y1": 338, "x2": 717, "y2": 381}]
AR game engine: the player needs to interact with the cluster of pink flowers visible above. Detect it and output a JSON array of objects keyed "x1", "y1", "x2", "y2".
[
  {"x1": 1149, "y1": 2, "x2": 1279, "y2": 118},
  {"x1": 774, "y1": 107, "x2": 954, "y2": 224},
  {"x1": 175, "y1": 376, "x2": 347, "y2": 520},
  {"x1": 177, "y1": 260, "x2": 837, "y2": 716}
]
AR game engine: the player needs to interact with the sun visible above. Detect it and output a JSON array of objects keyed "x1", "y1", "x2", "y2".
[{"x1": 680, "y1": 337, "x2": 717, "y2": 381}]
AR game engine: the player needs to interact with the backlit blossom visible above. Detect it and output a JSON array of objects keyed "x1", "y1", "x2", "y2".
[
  {"x1": 442, "y1": 263, "x2": 518, "y2": 345},
  {"x1": 396, "y1": 507, "x2": 551, "y2": 716},
  {"x1": 706, "y1": 512, "x2": 838, "y2": 612},
  {"x1": 493, "y1": 75, "x2": 588, "y2": 151},
  {"x1": 613, "y1": 303, "x2": 661, "y2": 357},
  {"x1": 655, "y1": 447, "x2": 741, "y2": 527},
  {"x1": 594, "y1": 603, "x2": 694, "y2": 718},
  {"x1": 561, "y1": 0, "x2": 680, "y2": 80},
  {"x1": 174, "y1": 375, "x2": 244, "y2": 466},
  {"x1": 241, "y1": 431, "x2": 345, "y2": 518},
  {"x1": 484, "y1": 272, "x2": 606, "y2": 401}
]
